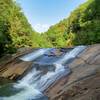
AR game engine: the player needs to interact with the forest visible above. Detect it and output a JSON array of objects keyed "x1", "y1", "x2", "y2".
[
  {"x1": 0, "y1": 0, "x2": 52, "y2": 56},
  {"x1": 44, "y1": 0, "x2": 100, "y2": 47},
  {"x1": 0, "y1": 0, "x2": 100, "y2": 56}
]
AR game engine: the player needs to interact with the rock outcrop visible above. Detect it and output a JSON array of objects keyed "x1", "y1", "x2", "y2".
[
  {"x1": 0, "y1": 44, "x2": 100, "y2": 100},
  {"x1": 0, "y1": 48, "x2": 34, "y2": 80},
  {"x1": 0, "y1": 59, "x2": 32, "y2": 80},
  {"x1": 44, "y1": 44, "x2": 100, "y2": 100}
]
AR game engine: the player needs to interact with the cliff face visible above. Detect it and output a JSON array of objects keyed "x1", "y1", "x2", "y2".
[{"x1": 44, "y1": 44, "x2": 100, "y2": 100}]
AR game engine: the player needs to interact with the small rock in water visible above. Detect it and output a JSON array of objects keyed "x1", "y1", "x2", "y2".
[
  {"x1": 60, "y1": 48, "x2": 73, "y2": 53},
  {"x1": 45, "y1": 49, "x2": 63, "y2": 57}
]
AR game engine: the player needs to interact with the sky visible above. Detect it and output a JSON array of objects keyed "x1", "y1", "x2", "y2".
[{"x1": 16, "y1": 0, "x2": 86, "y2": 33}]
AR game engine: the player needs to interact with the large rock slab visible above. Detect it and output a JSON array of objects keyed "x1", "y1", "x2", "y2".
[
  {"x1": 0, "y1": 48, "x2": 34, "y2": 80},
  {"x1": 44, "y1": 44, "x2": 100, "y2": 100},
  {"x1": 0, "y1": 59, "x2": 32, "y2": 80}
]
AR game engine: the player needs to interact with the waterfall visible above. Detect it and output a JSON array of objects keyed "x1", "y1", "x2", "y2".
[
  {"x1": 2, "y1": 46, "x2": 86, "y2": 100},
  {"x1": 36, "y1": 46, "x2": 86, "y2": 91},
  {"x1": 20, "y1": 48, "x2": 50, "y2": 61},
  {"x1": 55, "y1": 46, "x2": 86, "y2": 65}
]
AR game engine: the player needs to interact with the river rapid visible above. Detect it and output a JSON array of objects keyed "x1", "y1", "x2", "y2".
[{"x1": 0, "y1": 46, "x2": 86, "y2": 100}]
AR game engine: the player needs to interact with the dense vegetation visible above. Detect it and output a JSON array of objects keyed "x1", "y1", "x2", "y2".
[
  {"x1": 0, "y1": 0, "x2": 52, "y2": 56},
  {"x1": 0, "y1": 0, "x2": 100, "y2": 56},
  {"x1": 44, "y1": 0, "x2": 100, "y2": 47}
]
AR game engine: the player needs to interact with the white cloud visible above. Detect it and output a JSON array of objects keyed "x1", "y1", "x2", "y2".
[{"x1": 33, "y1": 24, "x2": 50, "y2": 33}]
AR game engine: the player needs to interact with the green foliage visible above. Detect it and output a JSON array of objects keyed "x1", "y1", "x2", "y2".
[
  {"x1": 44, "y1": 0, "x2": 100, "y2": 47},
  {"x1": 44, "y1": 21, "x2": 67, "y2": 47},
  {"x1": 0, "y1": 0, "x2": 100, "y2": 55},
  {"x1": 31, "y1": 32, "x2": 53, "y2": 47},
  {"x1": 0, "y1": 0, "x2": 33, "y2": 55},
  {"x1": 0, "y1": 0, "x2": 51, "y2": 55}
]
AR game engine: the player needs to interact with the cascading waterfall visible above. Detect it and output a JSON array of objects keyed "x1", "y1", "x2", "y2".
[
  {"x1": 2, "y1": 46, "x2": 86, "y2": 100},
  {"x1": 36, "y1": 46, "x2": 86, "y2": 91},
  {"x1": 20, "y1": 48, "x2": 50, "y2": 61},
  {"x1": 54, "y1": 46, "x2": 86, "y2": 65}
]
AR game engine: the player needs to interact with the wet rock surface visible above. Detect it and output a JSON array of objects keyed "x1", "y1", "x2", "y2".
[
  {"x1": 0, "y1": 48, "x2": 34, "y2": 80},
  {"x1": 44, "y1": 44, "x2": 100, "y2": 100},
  {"x1": 0, "y1": 45, "x2": 100, "y2": 100},
  {"x1": 0, "y1": 48, "x2": 67, "y2": 80}
]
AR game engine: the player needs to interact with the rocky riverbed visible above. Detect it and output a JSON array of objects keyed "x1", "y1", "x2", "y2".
[
  {"x1": 0, "y1": 44, "x2": 100, "y2": 100},
  {"x1": 44, "y1": 44, "x2": 100, "y2": 100}
]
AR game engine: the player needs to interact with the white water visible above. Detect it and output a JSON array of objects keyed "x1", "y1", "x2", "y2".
[
  {"x1": 54, "y1": 46, "x2": 86, "y2": 65},
  {"x1": 2, "y1": 46, "x2": 86, "y2": 100},
  {"x1": 20, "y1": 48, "x2": 50, "y2": 61}
]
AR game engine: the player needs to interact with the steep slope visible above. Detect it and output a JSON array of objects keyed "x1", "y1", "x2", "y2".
[
  {"x1": 44, "y1": 0, "x2": 100, "y2": 47},
  {"x1": 0, "y1": 0, "x2": 51, "y2": 56},
  {"x1": 0, "y1": 0, "x2": 34, "y2": 54}
]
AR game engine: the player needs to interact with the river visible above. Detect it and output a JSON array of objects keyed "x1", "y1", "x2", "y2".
[{"x1": 0, "y1": 46, "x2": 86, "y2": 100}]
